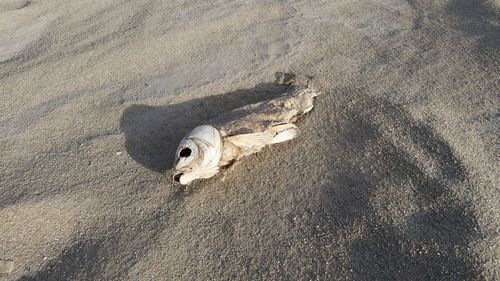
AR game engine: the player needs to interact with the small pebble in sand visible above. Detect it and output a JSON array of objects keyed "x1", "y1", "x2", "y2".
[{"x1": 0, "y1": 259, "x2": 14, "y2": 274}]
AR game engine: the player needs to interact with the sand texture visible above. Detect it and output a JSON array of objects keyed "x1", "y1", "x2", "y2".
[{"x1": 1, "y1": 0, "x2": 499, "y2": 280}]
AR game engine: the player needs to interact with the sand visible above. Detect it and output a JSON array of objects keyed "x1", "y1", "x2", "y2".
[{"x1": 0, "y1": 0, "x2": 499, "y2": 280}]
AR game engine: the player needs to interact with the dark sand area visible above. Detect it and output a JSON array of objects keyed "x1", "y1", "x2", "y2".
[{"x1": 0, "y1": 0, "x2": 499, "y2": 280}]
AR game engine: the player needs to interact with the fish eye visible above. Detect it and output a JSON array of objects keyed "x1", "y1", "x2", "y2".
[{"x1": 179, "y1": 148, "x2": 192, "y2": 157}]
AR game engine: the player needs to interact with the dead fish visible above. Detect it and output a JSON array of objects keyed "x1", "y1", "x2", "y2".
[
  {"x1": 172, "y1": 86, "x2": 321, "y2": 185},
  {"x1": 0, "y1": 259, "x2": 14, "y2": 274}
]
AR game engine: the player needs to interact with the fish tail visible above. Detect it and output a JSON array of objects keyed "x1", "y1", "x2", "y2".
[{"x1": 301, "y1": 86, "x2": 321, "y2": 113}]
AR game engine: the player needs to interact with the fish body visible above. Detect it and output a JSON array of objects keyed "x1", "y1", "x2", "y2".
[{"x1": 172, "y1": 86, "x2": 320, "y2": 185}]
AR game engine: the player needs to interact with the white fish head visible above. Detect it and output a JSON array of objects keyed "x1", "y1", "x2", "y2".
[{"x1": 172, "y1": 125, "x2": 222, "y2": 185}]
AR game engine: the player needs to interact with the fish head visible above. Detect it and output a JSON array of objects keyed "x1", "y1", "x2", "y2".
[{"x1": 172, "y1": 125, "x2": 222, "y2": 185}]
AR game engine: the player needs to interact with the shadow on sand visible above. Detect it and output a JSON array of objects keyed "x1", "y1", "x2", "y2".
[{"x1": 446, "y1": 0, "x2": 500, "y2": 63}]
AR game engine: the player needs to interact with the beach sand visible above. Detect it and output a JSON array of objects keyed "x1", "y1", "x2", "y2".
[{"x1": 0, "y1": 0, "x2": 499, "y2": 280}]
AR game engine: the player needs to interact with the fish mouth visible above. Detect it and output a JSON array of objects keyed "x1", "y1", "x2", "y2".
[{"x1": 173, "y1": 173, "x2": 184, "y2": 183}]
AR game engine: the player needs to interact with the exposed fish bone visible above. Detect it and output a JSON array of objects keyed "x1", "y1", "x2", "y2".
[{"x1": 172, "y1": 86, "x2": 321, "y2": 185}]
